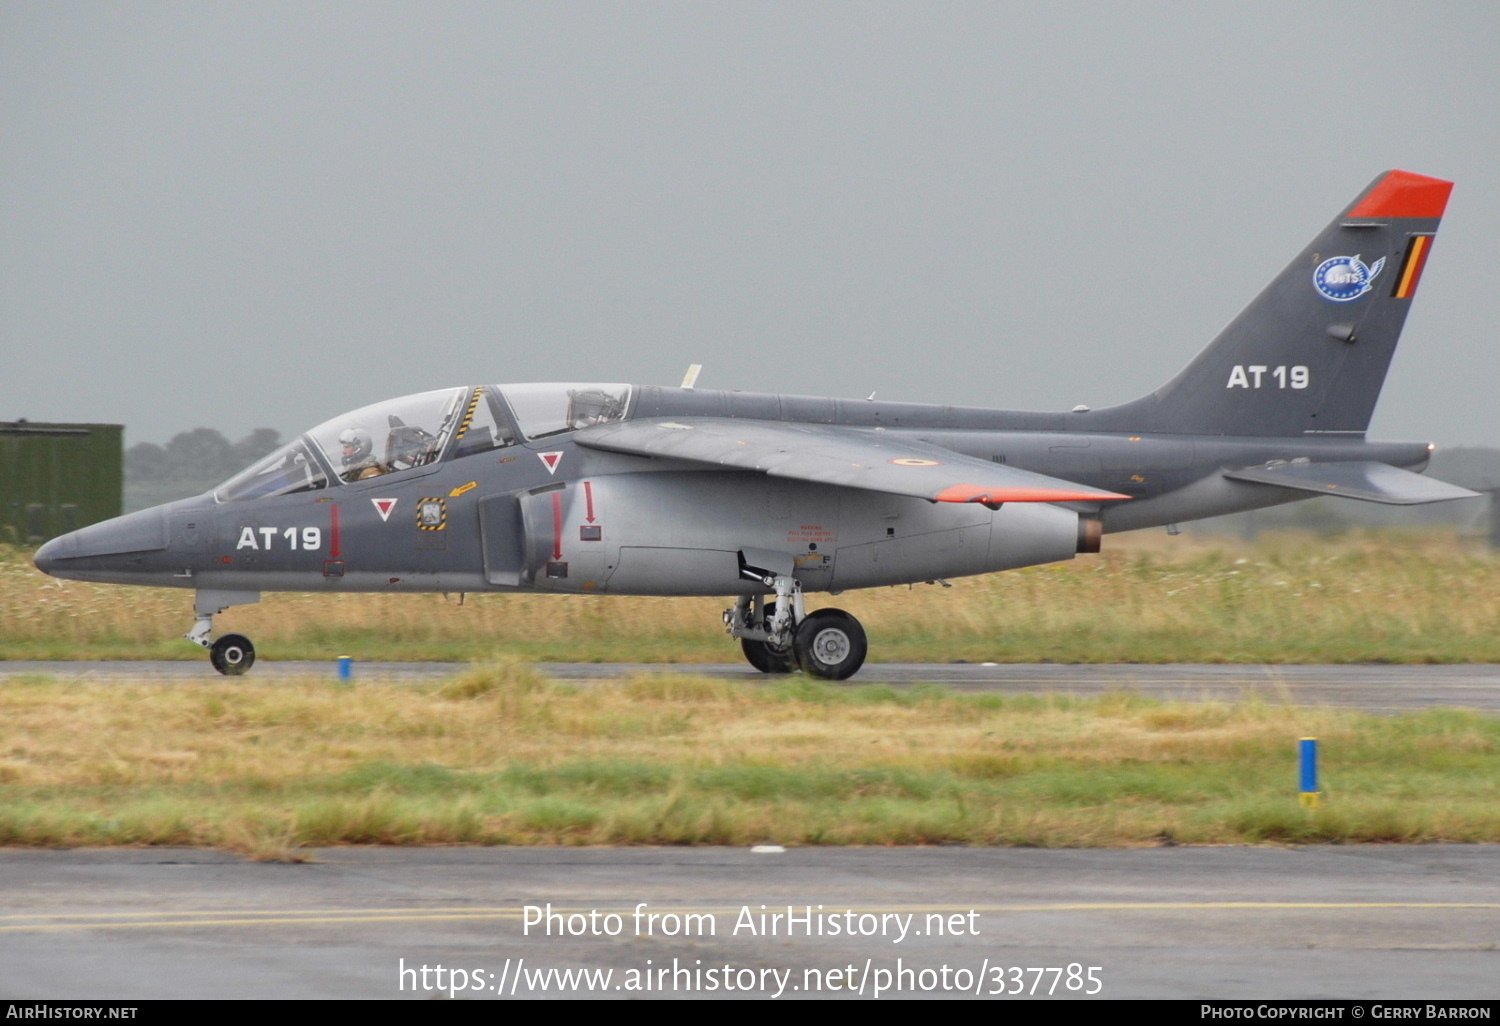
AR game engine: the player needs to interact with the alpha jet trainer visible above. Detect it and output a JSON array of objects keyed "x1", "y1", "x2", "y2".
[{"x1": 35, "y1": 170, "x2": 1477, "y2": 678}]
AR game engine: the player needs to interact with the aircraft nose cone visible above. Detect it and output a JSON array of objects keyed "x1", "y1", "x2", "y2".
[
  {"x1": 30, "y1": 508, "x2": 169, "y2": 581},
  {"x1": 32, "y1": 536, "x2": 62, "y2": 576}
]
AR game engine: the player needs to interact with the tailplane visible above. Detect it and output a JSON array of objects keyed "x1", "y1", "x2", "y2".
[{"x1": 1134, "y1": 170, "x2": 1452, "y2": 437}]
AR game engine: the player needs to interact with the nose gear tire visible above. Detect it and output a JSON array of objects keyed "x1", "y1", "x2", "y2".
[
  {"x1": 792, "y1": 609, "x2": 867, "y2": 680},
  {"x1": 210, "y1": 634, "x2": 256, "y2": 676}
]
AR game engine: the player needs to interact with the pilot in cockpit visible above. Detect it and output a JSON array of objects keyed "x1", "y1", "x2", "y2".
[{"x1": 338, "y1": 427, "x2": 386, "y2": 482}]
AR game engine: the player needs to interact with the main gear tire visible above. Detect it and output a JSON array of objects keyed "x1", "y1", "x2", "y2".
[
  {"x1": 792, "y1": 609, "x2": 867, "y2": 680},
  {"x1": 741, "y1": 637, "x2": 796, "y2": 674},
  {"x1": 210, "y1": 633, "x2": 256, "y2": 676},
  {"x1": 740, "y1": 602, "x2": 795, "y2": 674}
]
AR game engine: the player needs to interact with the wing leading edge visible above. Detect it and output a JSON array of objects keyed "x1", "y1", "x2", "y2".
[{"x1": 573, "y1": 418, "x2": 1131, "y2": 506}]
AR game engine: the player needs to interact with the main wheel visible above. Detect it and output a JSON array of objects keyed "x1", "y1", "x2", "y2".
[
  {"x1": 210, "y1": 633, "x2": 256, "y2": 676},
  {"x1": 792, "y1": 609, "x2": 867, "y2": 680},
  {"x1": 741, "y1": 638, "x2": 796, "y2": 674},
  {"x1": 740, "y1": 602, "x2": 795, "y2": 674}
]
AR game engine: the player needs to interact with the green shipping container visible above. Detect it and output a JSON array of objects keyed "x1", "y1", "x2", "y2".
[{"x1": 0, "y1": 421, "x2": 123, "y2": 546}]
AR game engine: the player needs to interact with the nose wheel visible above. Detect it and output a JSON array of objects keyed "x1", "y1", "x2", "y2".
[
  {"x1": 186, "y1": 590, "x2": 263, "y2": 676},
  {"x1": 209, "y1": 634, "x2": 256, "y2": 676}
]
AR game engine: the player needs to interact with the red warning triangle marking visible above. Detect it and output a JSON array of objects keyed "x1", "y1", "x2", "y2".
[
  {"x1": 538, "y1": 451, "x2": 563, "y2": 475},
  {"x1": 372, "y1": 498, "x2": 398, "y2": 522}
]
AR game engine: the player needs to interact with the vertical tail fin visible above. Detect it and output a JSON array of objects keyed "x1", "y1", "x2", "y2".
[{"x1": 1142, "y1": 170, "x2": 1452, "y2": 436}]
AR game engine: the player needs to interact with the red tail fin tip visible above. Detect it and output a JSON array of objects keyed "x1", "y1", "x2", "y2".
[{"x1": 1347, "y1": 170, "x2": 1453, "y2": 219}]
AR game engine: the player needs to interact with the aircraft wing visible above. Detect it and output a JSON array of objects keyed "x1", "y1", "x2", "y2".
[
  {"x1": 573, "y1": 418, "x2": 1131, "y2": 505},
  {"x1": 1222, "y1": 460, "x2": 1481, "y2": 505}
]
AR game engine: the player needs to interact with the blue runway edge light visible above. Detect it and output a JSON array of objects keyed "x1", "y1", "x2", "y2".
[
  {"x1": 338, "y1": 656, "x2": 352, "y2": 682},
  {"x1": 1299, "y1": 737, "x2": 1319, "y2": 808}
]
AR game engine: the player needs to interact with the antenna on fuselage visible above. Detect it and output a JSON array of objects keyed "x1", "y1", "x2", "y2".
[{"x1": 680, "y1": 364, "x2": 703, "y2": 389}]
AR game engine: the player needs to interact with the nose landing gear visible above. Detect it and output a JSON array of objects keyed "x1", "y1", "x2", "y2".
[
  {"x1": 209, "y1": 634, "x2": 256, "y2": 675},
  {"x1": 187, "y1": 589, "x2": 262, "y2": 676}
]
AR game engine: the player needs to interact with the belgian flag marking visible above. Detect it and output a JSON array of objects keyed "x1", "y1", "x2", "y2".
[{"x1": 1392, "y1": 234, "x2": 1435, "y2": 299}]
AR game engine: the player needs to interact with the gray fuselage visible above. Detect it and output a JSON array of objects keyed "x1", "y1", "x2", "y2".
[{"x1": 33, "y1": 384, "x2": 1431, "y2": 598}]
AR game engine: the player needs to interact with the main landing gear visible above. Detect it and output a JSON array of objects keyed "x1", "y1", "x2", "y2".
[
  {"x1": 186, "y1": 589, "x2": 262, "y2": 676},
  {"x1": 723, "y1": 576, "x2": 868, "y2": 681}
]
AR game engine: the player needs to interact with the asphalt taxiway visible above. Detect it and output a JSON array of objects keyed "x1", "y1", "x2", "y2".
[
  {"x1": 5, "y1": 660, "x2": 1500, "y2": 714},
  {"x1": 1, "y1": 845, "x2": 1498, "y2": 1000}
]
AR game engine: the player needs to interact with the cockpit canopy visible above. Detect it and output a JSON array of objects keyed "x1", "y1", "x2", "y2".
[{"x1": 214, "y1": 383, "x2": 631, "y2": 502}]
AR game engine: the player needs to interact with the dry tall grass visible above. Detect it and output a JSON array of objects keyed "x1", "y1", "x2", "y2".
[
  {"x1": 1, "y1": 667, "x2": 1496, "y2": 853},
  {"x1": 4, "y1": 530, "x2": 1499, "y2": 662}
]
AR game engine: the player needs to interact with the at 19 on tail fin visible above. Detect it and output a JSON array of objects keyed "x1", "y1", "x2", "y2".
[{"x1": 1143, "y1": 170, "x2": 1452, "y2": 437}]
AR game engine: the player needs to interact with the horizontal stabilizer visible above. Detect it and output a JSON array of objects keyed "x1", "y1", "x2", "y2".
[
  {"x1": 575, "y1": 418, "x2": 1131, "y2": 506},
  {"x1": 1222, "y1": 461, "x2": 1480, "y2": 506}
]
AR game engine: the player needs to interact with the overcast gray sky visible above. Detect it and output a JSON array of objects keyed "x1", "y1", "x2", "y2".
[{"x1": 3, "y1": 1, "x2": 1496, "y2": 447}]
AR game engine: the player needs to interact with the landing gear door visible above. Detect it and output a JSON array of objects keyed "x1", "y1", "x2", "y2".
[{"x1": 479, "y1": 493, "x2": 527, "y2": 587}]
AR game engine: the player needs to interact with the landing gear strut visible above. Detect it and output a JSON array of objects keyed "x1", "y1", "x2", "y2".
[
  {"x1": 187, "y1": 589, "x2": 262, "y2": 676},
  {"x1": 740, "y1": 602, "x2": 795, "y2": 674},
  {"x1": 724, "y1": 578, "x2": 868, "y2": 680}
]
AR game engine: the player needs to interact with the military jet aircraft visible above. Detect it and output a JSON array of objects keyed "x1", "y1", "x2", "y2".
[{"x1": 34, "y1": 170, "x2": 1477, "y2": 678}]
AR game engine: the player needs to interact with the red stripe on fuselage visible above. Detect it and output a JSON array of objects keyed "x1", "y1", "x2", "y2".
[
  {"x1": 331, "y1": 503, "x2": 341, "y2": 558},
  {"x1": 551, "y1": 491, "x2": 564, "y2": 560}
]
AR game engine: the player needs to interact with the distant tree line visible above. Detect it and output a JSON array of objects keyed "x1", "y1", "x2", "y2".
[{"x1": 125, "y1": 428, "x2": 283, "y2": 484}]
